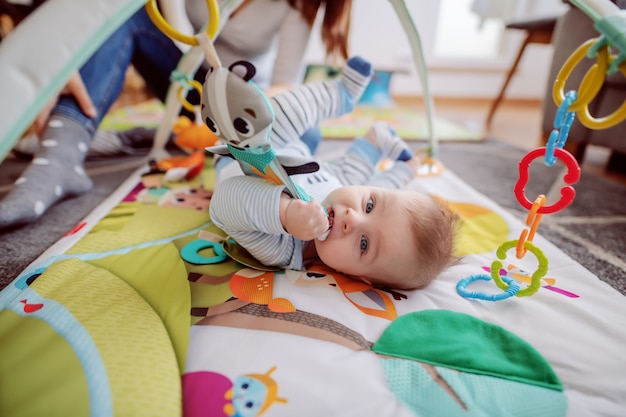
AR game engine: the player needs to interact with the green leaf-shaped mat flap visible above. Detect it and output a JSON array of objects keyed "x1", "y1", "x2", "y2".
[{"x1": 372, "y1": 310, "x2": 562, "y2": 391}]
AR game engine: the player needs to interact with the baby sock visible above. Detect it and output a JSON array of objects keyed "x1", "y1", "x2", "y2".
[
  {"x1": 338, "y1": 56, "x2": 373, "y2": 113},
  {"x1": 368, "y1": 121, "x2": 413, "y2": 161},
  {"x1": 0, "y1": 114, "x2": 93, "y2": 228}
]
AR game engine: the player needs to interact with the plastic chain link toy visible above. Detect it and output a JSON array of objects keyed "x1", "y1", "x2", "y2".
[
  {"x1": 154, "y1": 71, "x2": 220, "y2": 182},
  {"x1": 457, "y1": 0, "x2": 626, "y2": 301}
]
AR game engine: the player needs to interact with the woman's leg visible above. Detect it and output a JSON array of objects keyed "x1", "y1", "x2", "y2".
[
  {"x1": 0, "y1": 7, "x2": 181, "y2": 228},
  {"x1": 129, "y1": 8, "x2": 189, "y2": 102}
]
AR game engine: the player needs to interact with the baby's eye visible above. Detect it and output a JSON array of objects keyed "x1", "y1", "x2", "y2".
[
  {"x1": 365, "y1": 198, "x2": 374, "y2": 213},
  {"x1": 233, "y1": 117, "x2": 255, "y2": 137},
  {"x1": 360, "y1": 235, "x2": 368, "y2": 254}
]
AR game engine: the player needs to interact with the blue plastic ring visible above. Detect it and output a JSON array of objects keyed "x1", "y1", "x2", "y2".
[
  {"x1": 180, "y1": 239, "x2": 228, "y2": 265},
  {"x1": 456, "y1": 274, "x2": 520, "y2": 302}
]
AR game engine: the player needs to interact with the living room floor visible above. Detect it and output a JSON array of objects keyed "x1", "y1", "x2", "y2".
[
  {"x1": 113, "y1": 70, "x2": 625, "y2": 187},
  {"x1": 411, "y1": 97, "x2": 626, "y2": 187}
]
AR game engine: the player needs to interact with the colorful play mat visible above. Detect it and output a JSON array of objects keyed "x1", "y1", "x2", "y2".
[
  {"x1": 101, "y1": 99, "x2": 483, "y2": 143},
  {"x1": 319, "y1": 104, "x2": 483, "y2": 141}
]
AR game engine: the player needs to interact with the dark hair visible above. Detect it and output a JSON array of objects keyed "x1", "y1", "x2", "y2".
[
  {"x1": 286, "y1": 0, "x2": 352, "y2": 62},
  {"x1": 0, "y1": 0, "x2": 46, "y2": 40}
]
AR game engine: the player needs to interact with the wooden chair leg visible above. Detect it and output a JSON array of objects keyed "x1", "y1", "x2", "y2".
[
  {"x1": 607, "y1": 151, "x2": 626, "y2": 175},
  {"x1": 485, "y1": 34, "x2": 531, "y2": 131}
]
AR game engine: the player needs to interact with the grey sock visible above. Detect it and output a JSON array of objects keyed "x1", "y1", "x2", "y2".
[
  {"x1": 371, "y1": 121, "x2": 412, "y2": 161},
  {"x1": 0, "y1": 114, "x2": 93, "y2": 228}
]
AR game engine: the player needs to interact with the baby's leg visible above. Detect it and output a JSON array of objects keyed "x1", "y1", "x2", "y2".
[
  {"x1": 366, "y1": 121, "x2": 412, "y2": 161},
  {"x1": 324, "y1": 122, "x2": 412, "y2": 185},
  {"x1": 269, "y1": 56, "x2": 373, "y2": 149}
]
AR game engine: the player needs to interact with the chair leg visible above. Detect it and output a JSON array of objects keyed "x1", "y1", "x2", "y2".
[
  {"x1": 607, "y1": 151, "x2": 626, "y2": 175},
  {"x1": 485, "y1": 34, "x2": 531, "y2": 131}
]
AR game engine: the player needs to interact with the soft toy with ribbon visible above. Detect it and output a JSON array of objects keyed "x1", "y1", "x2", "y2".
[{"x1": 199, "y1": 43, "x2": 374, "y2": 230}]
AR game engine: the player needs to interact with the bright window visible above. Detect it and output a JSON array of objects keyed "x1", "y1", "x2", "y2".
[{"x1": 434, "y1": 0, "x2": 505, "y2": 59}]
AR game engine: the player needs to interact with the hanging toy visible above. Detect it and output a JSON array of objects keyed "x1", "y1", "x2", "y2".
[
  {"x1": 147, "y1": 0, "x2": 373, "y2": 243},
  {"x1": 157, "y1": 77, "x2": 219, "y2": 182},
  {"x1": 200, "y1": 58, "x2": 321, "y2": 202},
  {"x1": 172, "y1": 115, "x2": 219, "y2": 153}
]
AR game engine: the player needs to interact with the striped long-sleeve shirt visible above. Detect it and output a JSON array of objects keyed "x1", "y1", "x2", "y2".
[{"x1": 210, "y1": 138, "x2": 415, "y2": 270}]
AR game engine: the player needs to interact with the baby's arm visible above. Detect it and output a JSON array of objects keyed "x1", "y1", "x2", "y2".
[
  {"x1": 269, "y1": 56, "x2": 373, "y2": 146},
  {"x1": 210, "y1": 176, "x2": 303, "y2": 269}
]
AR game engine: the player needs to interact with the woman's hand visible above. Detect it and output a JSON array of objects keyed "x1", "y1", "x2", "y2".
[
  {"x1": 279, "y1": 194, "x2": 329, "y2": 241},
  {"x1": 33, "y1": 72, "x2": 97, "y2": 137}
]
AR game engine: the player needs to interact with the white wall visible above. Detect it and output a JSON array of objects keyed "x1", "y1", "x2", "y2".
[{"x1": 304, "y1": 0, "x2": 570, "y2": 100}]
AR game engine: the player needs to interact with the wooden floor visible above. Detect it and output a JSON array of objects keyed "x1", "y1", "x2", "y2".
[{"x1": 398, "y1": 96, "x2": 626, "y2": 186}]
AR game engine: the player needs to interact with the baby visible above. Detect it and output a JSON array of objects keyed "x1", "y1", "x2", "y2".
[
  {"x1": 210, "y1": 122, "x2": 459, "y2": 290},
  {"x1": 204, "y1": 55, "x2": 459, "y2": 290}
]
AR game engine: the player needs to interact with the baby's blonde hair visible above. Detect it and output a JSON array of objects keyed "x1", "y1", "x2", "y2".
[{"x1": 368, "y1": 192, "x2": 460, "y2": 290}]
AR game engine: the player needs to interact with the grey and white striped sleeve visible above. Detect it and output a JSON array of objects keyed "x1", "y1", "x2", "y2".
[{"x1": 209, "y1": 175, "x2": 304, "y2": 269}]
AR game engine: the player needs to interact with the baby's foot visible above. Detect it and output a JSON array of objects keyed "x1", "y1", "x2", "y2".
[
  {"x1": 338, "y1": 56, "x2": 373, "y2": 113},
  {"x1": 365, "y1": 121, "x2": 412, "y2": 161}
]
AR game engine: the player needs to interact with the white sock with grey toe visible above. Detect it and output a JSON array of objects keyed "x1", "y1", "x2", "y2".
[
  {"x1": 0, "y1": 114, "x2": 93, "y2": 228},
  {"x1": 371, "y1": 121, "x2": 412, "y2": 161}
]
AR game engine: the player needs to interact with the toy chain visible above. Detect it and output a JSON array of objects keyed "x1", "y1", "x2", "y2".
[{"x1": 458, "y1": 32, "x2": 626, "y2": 301}]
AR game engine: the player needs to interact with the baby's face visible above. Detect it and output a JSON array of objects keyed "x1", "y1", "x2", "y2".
[{"x1": 314, "y1": 186, "x2": 417, "y2": 284}]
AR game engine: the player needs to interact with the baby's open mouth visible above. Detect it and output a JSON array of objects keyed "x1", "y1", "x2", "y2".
[
  {"x1": 327, "y1": 208, "x2": 334, "y2": 229},
  {"x1": 317, "y1": 207, "x2": 333, "y2": 241}
]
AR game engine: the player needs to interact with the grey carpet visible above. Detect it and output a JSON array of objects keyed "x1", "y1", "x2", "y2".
[
  {"x1": 1, "y1": 139, "x2": 625, "y2": 295},
  {"x1": 436, "y1": 140, "x2": 626, "y2": 296},
  {"x1": 0, "y1": 154, "x2": 147, "y2": 290}
]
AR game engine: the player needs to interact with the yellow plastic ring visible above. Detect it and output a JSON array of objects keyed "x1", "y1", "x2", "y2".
[
  {"x1": 553, "y1": 38, "x2": 608, "y2": 112},
  {"x1": 145, "y1": 0, "x2": 219, "y2": 45},
  {"x1": 176, "y1": 80, "x2": 203, "y2": 113},
  {"x1": 576, "y1": 58, "x2": 626, "y2": 129}
]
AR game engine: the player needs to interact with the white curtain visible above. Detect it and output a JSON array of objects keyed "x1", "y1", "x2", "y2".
[{"x1": 470, "y1": 0, "x2": 538, "y2": 27}]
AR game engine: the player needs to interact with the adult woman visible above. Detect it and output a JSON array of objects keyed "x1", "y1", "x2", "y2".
[
  {"x1": 189, "y1": 0, "x2": 351, "y2": 91},
  {"x1": 0, "y1": 0, "x2": 353, "y2": 229}
]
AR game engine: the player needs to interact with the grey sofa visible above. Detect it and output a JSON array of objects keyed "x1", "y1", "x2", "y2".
[{"x1": 541, "y1": 1, "x2": 626, "y2": 171}]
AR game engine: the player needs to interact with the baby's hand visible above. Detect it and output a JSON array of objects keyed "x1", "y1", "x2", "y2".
[{"x1": 280, "y1": 195, "x2": 328, "y2": 241}]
